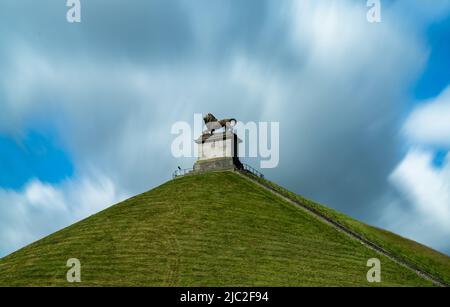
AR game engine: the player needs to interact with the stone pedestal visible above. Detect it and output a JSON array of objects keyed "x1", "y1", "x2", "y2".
[{"x1": 193, "y1": 131, "x2": 242, "y2": 172}]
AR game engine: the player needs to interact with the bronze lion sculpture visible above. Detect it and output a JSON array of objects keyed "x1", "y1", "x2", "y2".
[{"x1": 203, "y1": 113, "x2": 236, "y2": 134}]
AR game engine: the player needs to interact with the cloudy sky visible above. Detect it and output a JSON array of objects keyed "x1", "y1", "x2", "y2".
[{"x1": 0, "y1": 0, "x2": 450, "y2": 257}]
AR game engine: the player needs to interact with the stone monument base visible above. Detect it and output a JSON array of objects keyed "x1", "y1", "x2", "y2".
[{"x1": 193, "y1": 157, "x2": 243, "y2": 172}]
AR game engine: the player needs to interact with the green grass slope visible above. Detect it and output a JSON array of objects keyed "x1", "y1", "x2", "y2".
[
  {"x1": 0, "y1": 171, "x2": 445, "y2": 286},
  {"x1": 247, "y1": 173, "x2": 450, "y2": 285}
]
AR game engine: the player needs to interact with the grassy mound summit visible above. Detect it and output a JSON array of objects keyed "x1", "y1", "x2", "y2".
[{"x1": 0, "y1": 171, "x2": 448, "y2": 286}]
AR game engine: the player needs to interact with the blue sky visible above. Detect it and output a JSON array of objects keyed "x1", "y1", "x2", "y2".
[
  {"x1": 0, "y1": 132, "x2": 73, "y2": 189},
  {"x1": 411, "y1": 15, "x2": 450, "y2": 171},
  {"x1": 1, "y1": 0, "x2": 450, "y2": 257},
  {"x1": 413, "y1": 15, "x2": 450, "y2": 100}
]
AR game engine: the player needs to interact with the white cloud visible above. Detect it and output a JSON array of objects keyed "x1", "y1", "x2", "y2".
[
  {"x1": 0, "y1": 175, "x2": 127, "y2": 256},
  {"x1": 381, "y1": 85, "x2": 450, "y2": 253},
  {"x1": 404, "y1": 86, "x2": 450, "y2": 148},
  {"x1": 390, "y1": 150, "x2": 450, "y2": 229},
  {"x1": 385, "y1": 149, "x2": 450, "y2": 251}
]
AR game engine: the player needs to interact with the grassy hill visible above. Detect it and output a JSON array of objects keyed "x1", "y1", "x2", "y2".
[{"x1": 0, "y1": 171, "x2": 448, "y2": 286}]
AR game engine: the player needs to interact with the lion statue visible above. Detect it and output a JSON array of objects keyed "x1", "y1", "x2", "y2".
[{"x1": 203, "y1": 113, "x2": 236, "y2": 134}]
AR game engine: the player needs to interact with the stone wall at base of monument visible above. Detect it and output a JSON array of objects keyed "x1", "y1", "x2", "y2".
[{"x1": 193, "y1": 157, "x2": 243, "y2": 172}]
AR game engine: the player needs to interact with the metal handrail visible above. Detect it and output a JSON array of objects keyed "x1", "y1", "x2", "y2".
[
  {"x1": 241, "y1": 163, "x2": 264, "y2": 179},
  {"x1": 172, "y1": 168, "x2": 194, "y2": 179},
  {"x1": 172, "y1": 163, "x2": 264, "y2": 179}
]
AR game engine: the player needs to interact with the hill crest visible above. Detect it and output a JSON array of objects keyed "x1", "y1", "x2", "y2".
[{"x1": 0, "y1": 171, "x2": 448, "y2": 286}]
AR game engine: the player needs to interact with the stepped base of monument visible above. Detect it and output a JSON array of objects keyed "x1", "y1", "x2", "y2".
[{"x1": 193, "y1": 157, "x2": 243, "y2": 172}]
